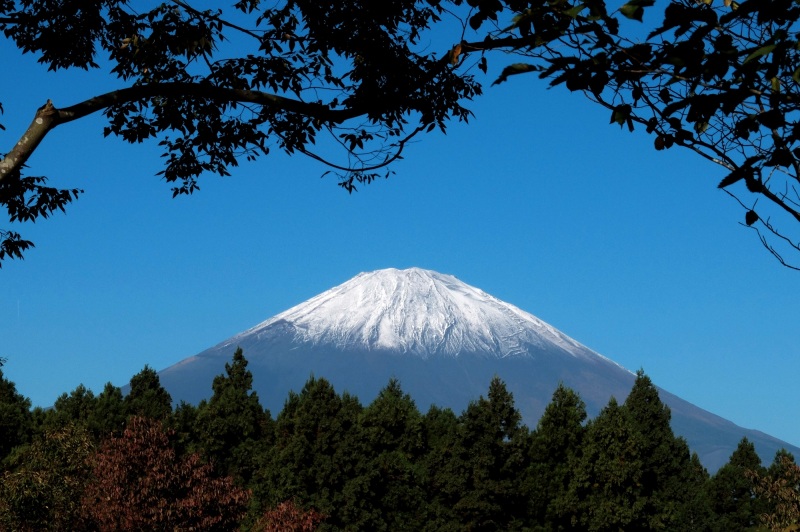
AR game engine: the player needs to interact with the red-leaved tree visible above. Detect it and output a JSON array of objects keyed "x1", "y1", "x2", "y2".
[
  {"x1": 253, "y1": 500, "x2": 326, "y2": 532},
  {"x1": 82, "y1": 415, "x2": 250, "y2": 531}
]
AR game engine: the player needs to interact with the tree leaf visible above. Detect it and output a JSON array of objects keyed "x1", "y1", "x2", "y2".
[
  {"x1": 743, "y1": 44, "x2": 776, "y2": 64},
  {"x1": 620, "y1": 0, "x2": 655, "y2": 22},
  {"x1": 492, "y1": 63, "x2": 538, "y2": 86}
]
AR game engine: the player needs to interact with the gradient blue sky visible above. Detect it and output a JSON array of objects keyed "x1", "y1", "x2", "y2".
[{"x1": 2, "y1": 27, "x2": 798, "y2": 450}]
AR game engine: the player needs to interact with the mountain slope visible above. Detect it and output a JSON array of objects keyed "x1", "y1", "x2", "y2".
[{"x1": 156, "y1": 267, "x2": 798, "y2": 471}]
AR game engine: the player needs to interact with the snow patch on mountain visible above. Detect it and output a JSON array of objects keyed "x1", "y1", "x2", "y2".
[{"x1": 232, "y1": 268, "x2": 624, "y2": 366}]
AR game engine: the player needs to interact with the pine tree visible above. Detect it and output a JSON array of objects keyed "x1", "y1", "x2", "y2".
[
  {"x1": 707, "y1": 437, "x2": 768, "y2": 531},
  {"x1": 568, "y1": 397, "x2": 646, "y2": 531},
  {"x1": 340, "y1": 378, "x2": 428, "y2": 530},
  {"x1": 420, "y1": 405, "x2": 462, "y2": 530},
  {"x1": 259, "y1": 376, "x2": 362, "y2": 526},
  {"x1": 0, "y1": 364, "x2": 32, "y2": 464},
  {"x1": 524, "y1": 383, "x2": 587, "y2": 530},
  {"x1": 622, "y1": 370, "x2": 698, "y2": 529},
  {"x1": 43, "y1": 384, "x2": 97, "y2": 429},
  {"x1": 680, "y1": 452, "x2": 715, "y2": 531},
  {"x1": 194, "y1": 347, "x2": 272, "y2": 485},
  {"x1": 124, "y1": 365, "x2": 172, "y2": 419},
  {"x1": 88, "y1": 382, "x2": 127, "y2": 439},
  {"x1": 450, "y1": 376, "x2": 527, "y2": 530}
]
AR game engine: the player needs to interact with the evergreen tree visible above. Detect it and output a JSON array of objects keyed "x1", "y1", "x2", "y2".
[
  {"x1": 258, "y1": 376, "x2": 362, "y2": 526},
  {"x1": 622, "y1": 370, "x2": 698, "y2": 529},
  {"x1": 170, "y1": 400, "x2": 199, "y2": 456},
  {"x1": 524, "y1": 383, "x2": 587, "y2": 531},
  {"x1": 38, "y1": 382, "x2": 126, "y2": 442},
  {"x1": 0, "y1": 363, "x2": 32, "y2": 464},
  {"x1": 88, "y1": 382, "x2": 127, "y2": 439},
  {"x1": 420, "y1": 405, "x2": 462, "y2": 530},
  {"x1": 707, "y1": 437, "x2": 768, "y2": 531},
  {"x1": 194, "y1": 347, "x2": 272, "y2": 485},
  {"x1": 681, "y1": 452, "x2": 715, "y2": 531},
  {"x1": 124, "y1": 365, "x2": 172, "y2": 419},
  {"x1": 340, "y1": 378, "x2": 428, "y2": 530},
  {"x1": 43, "y1": 384, "x2": 97, "y2": 430},
  {"x1": 450, "y1": 377, "x2": 527, "y2": 530},
  {"x1": 568, "y1": 397, "x2": 646, "y2": 531}
]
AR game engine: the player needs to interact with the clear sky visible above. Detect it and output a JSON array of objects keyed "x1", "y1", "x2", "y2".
[{"x1": 1, "y1": 26, "x2": 798, "y2": 450}]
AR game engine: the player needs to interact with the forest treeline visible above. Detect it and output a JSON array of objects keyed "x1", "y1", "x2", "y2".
[{"x1": 1, "y1": 348, "x2": 798, "y2": 531}]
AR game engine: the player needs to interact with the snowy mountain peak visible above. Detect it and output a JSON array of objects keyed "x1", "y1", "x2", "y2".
[{"x1": 238, "y1": 267, "x2": 602, "y2": 360}]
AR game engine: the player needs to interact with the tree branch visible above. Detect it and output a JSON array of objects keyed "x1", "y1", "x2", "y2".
[{"x1": 0, "y1": 82, "x2": 365, "y2": 183}]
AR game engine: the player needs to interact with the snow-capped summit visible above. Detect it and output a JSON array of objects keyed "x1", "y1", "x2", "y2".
[{"x1": 235, "y1": 267, "x2": 599, "y2": 360}]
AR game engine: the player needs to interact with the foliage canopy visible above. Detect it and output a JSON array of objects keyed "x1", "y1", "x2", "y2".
[
  {"x1": 1, "y1": 348, "x2": 797, "y2": 529},
  {"x1": 2, "y1": 0, "x2": 800, "y2": 268}
]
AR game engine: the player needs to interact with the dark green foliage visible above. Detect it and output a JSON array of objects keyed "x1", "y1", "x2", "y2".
[
  {"x1": 449, "y1": 377, "x2": 528, "y2": 530},
  {"x1": 44, "y1": 384, "x2": 97, "y2": 428},
  {"x1": 124, "y1": 365, "x2": 172, "y2": 419},
  {"x1": 257, "y1": 376, "x2": 363, "y2": 526},
  {"x1": 569, "y1": 397, "x2": 647, "y2": 530},
  {"x1": 420, "y1": 405, "x2": 462, "y2": 529},
  {"x1": 340, "y1": 379, "x2": 428, "y2": 530},
  {"x1": 194, "y1": 347, "x2": 273, "y2": 484},
  {"x1": 622, "y1": 370, "x2": 698, "y2": 530},
  {"x1": 524, "y1": 383, "x2": 587, "y2": 530},
  {"x1": 1, "y1": 351, "x2": 793, "y2": 530},
  {"x1": 38, "y1": 382, "x2": 126, "y2": 442},
  {"x1": 169, "y1": 400, "x2": 199, "y2": 456},
  {"x1": 707, "y1": 437, "x2": 768, "y2": 531},
  {"x1": 681, "y1": 452, "x2": 715, "y2": 531},
  {"x1": 0, "y1": 364, "x2": 33, "y2": 463},
  {"x1": 565, "y1": 371, "x2": 703, "y2": 531},
  {"x1": 89, "y1": 382, "x2": 127, "y2": 438}
]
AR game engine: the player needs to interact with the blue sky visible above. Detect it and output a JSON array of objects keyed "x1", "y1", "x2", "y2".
[{"x1": 1, "y1": 28, "x2": 799, "y2": 450}]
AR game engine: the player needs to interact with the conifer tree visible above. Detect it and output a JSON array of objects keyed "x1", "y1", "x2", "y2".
[
  {"x1": 88, "y1": 382, "x2": 127, "y2": 439},
  {"x1": 421, "y1": 405, "x2": 462, "y2": 530},
  {"x1": 450, "y1": 377, "x2": 527, "y2": 530},
  {"x1": 622, "y1": 370, "x2": 698, "y2": 529},
  {"x1": 170, "y1": 400, "x2": 199, "y2": 456},
  {"x1": 0, "y1": 363, "x2": 32, "y2": 463},
  {"x1": 340, "y1": 378, "x2": 428, "y2": 530},
  {"x1": 38, "y1": 382, "x2": 126, "y2": 442},
  {"x1": 680, "y1": 452, "x2": 715, "y2": 531},
  {"x1": 124, "y1": 365, "x2": 172, "y2": 419},
  {"x1": 524, "y1": 383, "x2": 587, "y2": 530},
  {"x1": 194, "y1": 347, "x2": 272, "y2": 485},
  {"x1": 707, "y1": 437, "x2": 768, "y2": 531},
  {"x1": 259, "y1": 376, "x2": 362, "y2": 525},
  {"x1": 568, "y1": 397, "x2": 646, "y2": 531},
  {"x1": 43, "y1": 384, "x2": 97, "y2": 429}
]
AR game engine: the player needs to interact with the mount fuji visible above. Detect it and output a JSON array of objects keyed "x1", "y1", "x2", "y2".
[{"x1": 155, "y1": 267, "x2": 798, "y2": 471}]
